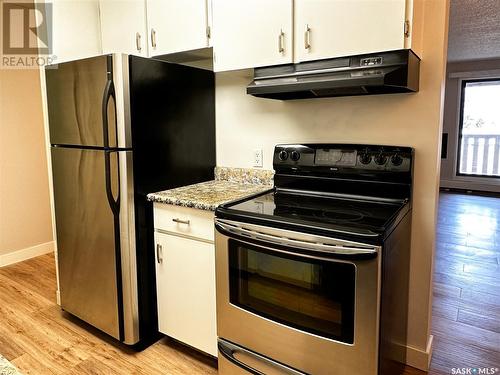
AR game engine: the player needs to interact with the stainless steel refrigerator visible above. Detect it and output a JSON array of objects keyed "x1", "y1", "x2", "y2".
[{"x1": 45, "y1": 54, "x2": 215, "y2": 345}]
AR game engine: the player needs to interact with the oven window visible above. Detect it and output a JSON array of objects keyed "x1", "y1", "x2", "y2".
[{"x1": 228, "y1": 239, "x2": 355, "y2": 344}]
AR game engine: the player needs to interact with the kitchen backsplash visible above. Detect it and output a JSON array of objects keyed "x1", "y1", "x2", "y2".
[{"x1": 215, "y1": 166, "x2": 274, "y2": 186}]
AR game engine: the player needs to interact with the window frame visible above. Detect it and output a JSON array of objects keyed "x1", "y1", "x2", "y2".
[{"x1": 456, "y1": 77, "x2": 500, "y2": 179}]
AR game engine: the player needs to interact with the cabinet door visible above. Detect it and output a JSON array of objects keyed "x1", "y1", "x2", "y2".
[
  {"x1": 99, "y1": 0, "x2": 148, "y2": 56},
  {"x1": 49, "y1": 0, "x2": 102, "y2": 63},
  {"x1": 294, "y1": 0, "x2": 407, "y2": 63},
  {"x1": 404, "y1": 0, "x2": 423, "y2": 57},
  {"x1": 212, "y1": 0, "x2": 293, "y2": 72},
  {"x1": 155, "y1": 233, "x2": 217, "y2": 356},
  {"x1": 147, "y1": 0, "x2": 210, "y2": 56}
]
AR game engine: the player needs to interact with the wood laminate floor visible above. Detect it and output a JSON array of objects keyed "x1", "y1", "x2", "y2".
[
  {"x1": 0, "y1": 192, "x2": 498, "y2": 374},
  {"x1": 429, "y1": 192, "x2": 500, "y2": 374}
]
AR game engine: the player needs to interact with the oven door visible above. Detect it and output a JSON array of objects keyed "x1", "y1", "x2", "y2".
[{"x1": 215, "y1": 219, "x2": 382, "y2": 375}]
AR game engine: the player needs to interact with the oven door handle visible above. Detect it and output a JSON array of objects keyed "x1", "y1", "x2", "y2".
[
  {"x1": 215, "y1": 219, "x2": 379, "y2": 258},
  {"x1": 218, "y1": 339, "x2": 306, "y2": 375}
]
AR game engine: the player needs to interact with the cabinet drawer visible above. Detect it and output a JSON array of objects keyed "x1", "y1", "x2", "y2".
[{"x1": 153, "y1": 203, "x2": 215, "y2": 242}]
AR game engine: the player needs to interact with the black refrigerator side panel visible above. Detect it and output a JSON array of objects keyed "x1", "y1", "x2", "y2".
[
  {"x1": 129, "y1": 56, "x2": 215, "y2": 193},
  {"x1": 128, "y1": 56, "x2": 216, "y2": 344}
]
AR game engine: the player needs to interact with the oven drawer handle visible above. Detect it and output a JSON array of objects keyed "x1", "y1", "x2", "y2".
[
  {"x1": 218, "y1": 339, "x2": 306, "y2": 375},
  {"x1": 215, "y1": 221, "x2": 378, "y2": 256}
]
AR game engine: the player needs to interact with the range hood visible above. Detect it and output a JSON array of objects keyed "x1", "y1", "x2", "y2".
[{"x1": 247, "y1": 49, "x2": 420, "y2": 100}]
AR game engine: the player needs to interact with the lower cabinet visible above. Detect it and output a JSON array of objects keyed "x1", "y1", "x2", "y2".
[{"x1": 154, "y1": 230, "x2": 217, "y2": 356}]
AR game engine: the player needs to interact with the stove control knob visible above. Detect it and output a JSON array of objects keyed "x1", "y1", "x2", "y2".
[
  {"x1": 391, "y1": 154, "x2": 403, "y2": 166},
  {"x1": 374, "y1": 153, "x2": 387, "y2": 165},
  {"x1": 359, "y1": 153, "x2": 372, "y2": 165},
  {"x1": 290, "y1": 151, "x2": 301, "y2": 162},
  {"x1": 278, "y1": 150, "x2": 289, "y2": 161}
]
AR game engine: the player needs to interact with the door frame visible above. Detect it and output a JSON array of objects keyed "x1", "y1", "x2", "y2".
[
  {"x1": 455, "y1": 77, "x2": 500, "y2": 180},
  {"x1": 440, "y1": 75, "x2": 500, "y2": 192}
]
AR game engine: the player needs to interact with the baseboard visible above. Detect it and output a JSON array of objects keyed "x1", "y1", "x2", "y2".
[
  {"x1": 440, "y1": 186, "x2": 500, "y2": 197},
  {"x1": 440, "y1": 179, "x2": 500, "y2": 193},
  {"x1": 0, "y1": 241, "x2": 54, "y2": 267},
  {"x1": 405, "y1": 335, "x2": 434, "y2": 371}
]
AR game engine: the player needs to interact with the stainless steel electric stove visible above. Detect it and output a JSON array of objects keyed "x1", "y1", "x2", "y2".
[{"x1": 215, "y1": 144, "x2": 414, "y2": 375}]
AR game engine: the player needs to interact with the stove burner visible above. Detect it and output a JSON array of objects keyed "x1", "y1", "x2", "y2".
[
  {"x1": 316, "y1": 208, "x2": 366, "y2": 223},
  {"x1": 275, "y1": 206, "x2": 367, "y2": 224},
  {"x1": 274, "y1": 192, "x2": 372, "y2": 224}
]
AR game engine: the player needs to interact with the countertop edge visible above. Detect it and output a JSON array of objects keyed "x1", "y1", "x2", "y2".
[
  {"x1": 147, "y1": 180, "x2": 272, "y2": 212},
  {"x1": 149, "y1": 196, "x2": 219, "y2": 212}
]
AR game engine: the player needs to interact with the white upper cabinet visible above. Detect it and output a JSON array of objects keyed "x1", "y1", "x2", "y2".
[
  {"x1": 48, "y1": 0, "x2": 102, "y2": 63},
  {"x1": 99, "y1": 0, "x2": 148, "y2": 56},
  {"x1": 212, "y1": 0, "x2": 293, "y2": 72},
  {"x1": 147, "y1": 0, "x2": 211, "y2": 57},
  {"x1": 405, "y1": 0, "x2": 423, "y2": 57},
  {"x1": 43, "y1": 0, "x2": 419, "y2": 68},
  {"x1": 294, "y1": 0, "x2": 407, "y2": 63}
]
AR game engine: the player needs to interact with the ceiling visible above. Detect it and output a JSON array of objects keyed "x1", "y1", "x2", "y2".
[{"x1": 447, "y1": 0, "x2": 500, "y2": 62}]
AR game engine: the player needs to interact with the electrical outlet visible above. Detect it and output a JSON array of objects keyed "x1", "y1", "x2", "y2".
[
  {"x1": 253, "y1": 149, "x2": 263, "y2": 167},
  {"x1": 253, "y1": 201, "x2": 264, "y2": 214}
]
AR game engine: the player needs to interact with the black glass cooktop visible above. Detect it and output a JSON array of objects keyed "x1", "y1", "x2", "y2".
[{"x1": 217, "y1": 189, "x2": 409, "y2": 242}]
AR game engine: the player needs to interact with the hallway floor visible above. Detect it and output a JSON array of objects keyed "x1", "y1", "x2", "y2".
[
  {"x1": 0, "y1": 192, "x2": 498, "y2": 374},
  {"x1": 428, "y1": 192, "x2": 500, "y2": 373}
]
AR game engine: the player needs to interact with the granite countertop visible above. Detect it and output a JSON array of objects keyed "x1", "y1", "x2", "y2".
[
  {"x1": 147, "y1": 167, "x2": 274, "y2": 211},
  {"x1": 0, "y1": 355, "x2": 21, "y2": 375}
]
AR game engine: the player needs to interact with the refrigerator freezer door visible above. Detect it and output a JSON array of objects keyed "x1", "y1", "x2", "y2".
[
  {"x1": 45, "y1": 55, "x2": 120, "y2": 148},
  {"x1": 51, "y1": 146, "x2": 123, "y2": 340}
]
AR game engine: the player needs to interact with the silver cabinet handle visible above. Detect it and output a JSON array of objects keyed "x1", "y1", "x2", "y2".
[
  {"x1": 278, "y1": 29, "x2": 285, "y2": 54},
  {"x1": 156, "y1": 244, "x2": 163, "y2": 264},
  {"x1": 172, "y1": 218, "x2": 190, "y2": 225},
  {"x1": 151, "y1": 28, "x2": 157, "y2": 48},
  {"x1": 304, "y1": 24, "x2": 311, "y2": 50},
  {"x1": 404, "y1": 20, "x2": 410, "y2": 38},
  {"x1": 136, "y1": 32, "x2": 142, "y2": 52}
]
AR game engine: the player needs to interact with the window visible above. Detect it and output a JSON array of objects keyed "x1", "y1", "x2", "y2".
[
  {"x1": 457, "y1": 79, "x2": 500, "y2": 178},
  {"x1": 228, "y1": 239, "x2": 356, "y2": 344}
]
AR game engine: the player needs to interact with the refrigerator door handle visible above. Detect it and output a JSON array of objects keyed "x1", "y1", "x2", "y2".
[
  {"x1": 105, "y1": 150, "x2": 120, "y2": 215},
  {"x1": 102, "y1": 79, "x2": 116, "y2": 149},
  {"x1": 104, "y1": 149, "x2": 124, "y2": 341}
]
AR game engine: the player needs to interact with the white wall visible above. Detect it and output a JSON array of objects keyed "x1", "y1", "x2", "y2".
[
  {"x1": 440, "y1": 58, "x2": 500, "y2": 192},
  {"x1": 0, "y1": 67, "x2": 54, "y2": 266},
  {"x1": 216, "y1": 1, "x2": 449, "y2": 370}
]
